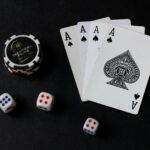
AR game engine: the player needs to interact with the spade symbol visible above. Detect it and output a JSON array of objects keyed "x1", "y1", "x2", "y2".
[
  {"x1": 107, "y1": 37, "x2": 112, "y2": 43},
  {"x1": 93, "y1": 35, "x2": 99, "y2": 42},
  {"x1": 81, "y1": 36, "x2": 87, "y2": 42},
  {"x1": 134, "y1": 93, "x2": 140, "y2": 100},
  {"x1": 68, "y1": 41, "x2": 73, "y2": 47},
  {"x1": 104, "y1": 50, "x2": 140, "y2": 90}
]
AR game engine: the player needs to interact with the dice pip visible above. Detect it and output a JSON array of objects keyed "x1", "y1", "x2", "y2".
[
  {"x1": 83, "y1": 118, "x2": 99, "y2": 135},
  {"x1": 0, "y1": 93, "x2": 16, "y2": 113},
  {"x1": 36, "y1": 92, "x2": 54, "y2": 111}
]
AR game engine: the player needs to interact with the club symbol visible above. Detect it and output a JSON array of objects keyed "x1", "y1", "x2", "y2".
[
  {"x1": 68, "y1": 41, "x2": 73, "y2": 47},
  {"x1": 107, "y1": 37, "x2": 112, "y2": 43},
  {"x1": 134, "y1": 93, "x2": 140, "y2": 100},
  {"x1": 104, "y1": 50, "x2": 140, "y2": 90},
  {"x1": 81, "y1": 36, "x2": 87, "y2": 42},
  {"x1": 93, "y1": 35, "x2": 99, "y2": 42}
]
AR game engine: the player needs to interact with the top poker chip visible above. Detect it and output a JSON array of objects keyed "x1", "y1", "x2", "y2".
[{"x1": 4, "y1": 35, "x2": 41, "y2": 70}]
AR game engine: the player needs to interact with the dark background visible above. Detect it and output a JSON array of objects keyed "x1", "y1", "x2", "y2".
[{"x1": 0, "y1": 0, "x2": 149, "y2": 150}]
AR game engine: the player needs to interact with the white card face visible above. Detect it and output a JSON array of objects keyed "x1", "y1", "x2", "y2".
[
  {"x1": 60, "y1": 18, "x2": 144, "y2": 102},
  {"x1": 76, "y1": 18, "x2": 112, "y2": 85},
  {"x1": 77, "y1": 19, "x2": 132, "y2": 82},
  {"x1": 60, "y1": 26, "x2": 82, "y2": 98},
  {"x1": 122, "y1": 25, "x2": 145, "y2": 33},
  {"x1": 108, "y1": 19, "x2": 131, "y2": 25},
  {"x1": 82, "y1": 22, "x2": 145, "y2": 100},
  {"x1": 84, "y1": 24, "x2": 150, "y2": 115},
  {"x1": 60, "y1": 17, "x2": 111, "y2": 101}
]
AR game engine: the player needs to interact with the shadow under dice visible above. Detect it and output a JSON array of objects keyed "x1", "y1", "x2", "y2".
[
  {"x1": 36, "y1": 92, "x2": 54, "y2": 111},
  {"x1": 0, "y1": 93, "x2": 16, "y2": 113},
  {"x1": 83, "y1": 118, "x2": 99, "y2": 135}
]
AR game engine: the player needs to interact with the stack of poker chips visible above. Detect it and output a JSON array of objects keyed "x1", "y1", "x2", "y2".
[{"x1": 4, "y1": 35, "x2": 42, "y2": 75}]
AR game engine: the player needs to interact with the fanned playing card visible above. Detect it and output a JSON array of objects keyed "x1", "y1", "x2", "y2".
[
  {"x1": 60, "y1": 17, "x2": 131, "y2": 100},
  {"x1": 76, "y1": 17, "x2": 111, "y2": 86},
  {"x1": 84, "y1": 23, "x2": 150, "y2": 114},
  {"x1": 61, "y1": 17, "x2": 145, "y2": 101},
  {"x1": 77, "y1": 19, "x2": 132, "y2": 89},
  {"x1": 82, "y1": 22, "x2": 145, "y2": 99},
  {"x1": 60, "y1": 17, "x2": 110, "y2": 100},
  {"x1": 60, "y1": 26, "x2": 82, "y2": 98}
]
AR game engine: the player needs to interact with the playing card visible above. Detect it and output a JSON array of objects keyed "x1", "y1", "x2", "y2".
[
  {"x1": 82, "y1": 22, "x2": 145, "y2": 101},
  {"x1": 60, "y1": 18, "x2": 144, "y2": 103},
  {"x1": 106, "y1": 19, "x2": 131, "y2": 25},
  {"x1": 60, "y1": 17, "x2": 110, "y2": 100},
  {"x1": 60, "y1": 26, "x2": 82, "y2": 98},
  {"x1": 77, "y1": 19, "x2": 132, "y2": 85},
  {"x1": 84, "y1": 23, "x2": 150, "y2": 115},
  {"x1": 122, "y1": 25, "x2": 145, "y2": 33}
]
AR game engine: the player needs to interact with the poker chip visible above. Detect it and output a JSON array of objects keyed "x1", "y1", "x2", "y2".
[
  {"x1": 4, "y1": 34, "x2": 42, "y2": 75},
  {"x1": 4, "y1": 62, "x2": 41, "y2": 76},
  {"x1": 4, "y1": 57, "x2": 42, "y2": 71}
]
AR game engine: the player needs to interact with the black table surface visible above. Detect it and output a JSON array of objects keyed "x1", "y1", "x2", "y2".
[{"x1": 0, "y1": 0, "x2": 150, "y2": 150}]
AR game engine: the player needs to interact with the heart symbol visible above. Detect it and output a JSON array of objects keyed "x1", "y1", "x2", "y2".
[{"x1": 134, "y1": 93, "x2": 140, "y2": 100}]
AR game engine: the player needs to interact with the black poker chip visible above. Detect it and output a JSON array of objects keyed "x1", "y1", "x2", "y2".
[
  {"x1": 4, "y1": 35, "x2": 42, "y2": 75},
  {"x1": 4, "y1": 35, "x2": 41, "y2": 69}
]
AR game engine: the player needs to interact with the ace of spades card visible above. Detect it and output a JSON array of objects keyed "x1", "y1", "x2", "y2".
[
  {"x1": 77, "y1": 18, "x2": 133, "y2": 88},
  {"x1": 60, "y1": 18, "x2": 130, "y2": 101},
  {"x1": 84, "y1": 24, "x2": 150, "y2": 115},
  {"x1": 60, "y1": 26, "x2": 83, "y2": 99},
  {"x1": 76, "y1": 17, "x2": 110, "y2": 87},
  {"x1": 82, "y1": 22, "x2": 145, "y2": 99},
  {"x1": 60, "y1": 18, "x2": 110, "y2": 101}
]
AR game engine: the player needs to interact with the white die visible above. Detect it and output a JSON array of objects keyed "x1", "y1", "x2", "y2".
[
  {"x1": 83, "y1": 118, "x2": 99, "y2": 135},
  {"x1": 0, "y1": 93, "x2": 16, "y2": 113},
  {"x1": 36, "y1": 92, "x2": 54, "y2": 111}
]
